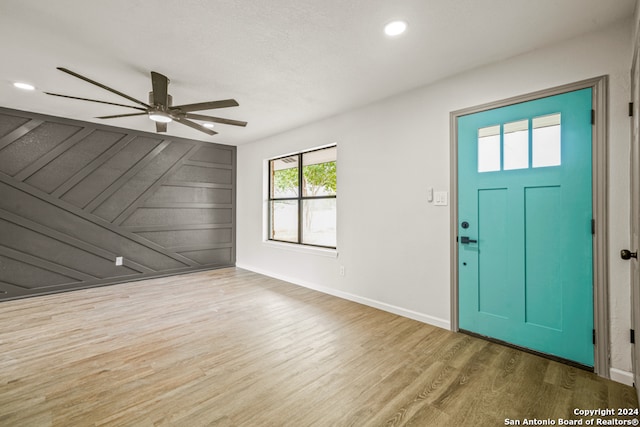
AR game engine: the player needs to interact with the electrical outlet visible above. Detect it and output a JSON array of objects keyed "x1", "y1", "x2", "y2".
[
  {"x1": 339, "y1": 265, "x2": 345, "y2": 276},
  {"x1": 115, "y1": 256, "x2": 123, "y2": 266}
]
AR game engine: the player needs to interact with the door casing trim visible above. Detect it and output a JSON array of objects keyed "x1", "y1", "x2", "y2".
[{"x1": 449, "y1": 76, "x2": 610, "y2": 378}]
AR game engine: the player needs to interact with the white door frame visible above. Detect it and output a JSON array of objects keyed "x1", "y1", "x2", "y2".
[{"x1": 449, "y1": 76, "x2": 610, "y2": 378}]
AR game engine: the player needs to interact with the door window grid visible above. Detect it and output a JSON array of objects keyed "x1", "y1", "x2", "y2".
[{"x1": 478, "y1": 113, "x2": 561, "y2": 173}]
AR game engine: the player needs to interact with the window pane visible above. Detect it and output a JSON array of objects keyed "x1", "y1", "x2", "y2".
[
  {"x1": 302, "y1": 199, "x2": 336, "y2": 247},
  {"x1": 533, "y1": 113, "x2": 561, "y2": 168},
  {"x1": 271, "y1": 156, "x2": 298, "y2": 198},
  {"x1": 503, "y1": 119, "x2": 529, "y2": 170},
  {"x1": 302, "y1": 146, "x2": 337, "y2": 197},
  {"x1": 478, "y1": 125, "x2": 500, "y2": 172},
  {"x1": 270, "y1": 200, "x2": 298, "y2": 242}
]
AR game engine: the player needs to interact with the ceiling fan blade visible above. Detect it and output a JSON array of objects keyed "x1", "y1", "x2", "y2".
[
  {"x1": 150, "y1": 71, "x2": 169, "y2": 107},
  {"x1": 57, "y1": 67, "x2": 150, "y2": 108},
  {"x1": 171, "y1": 99, "x2": 239, "y2": 112},
  {"x1": 175, "y1": 117, "x2": 218, "y2": 135},
  {"x1": 44, "y1": 92, "x2": 147, "y2": 111},
  {"x1": 156, "y1": 122, "x2": 167, "y2": 133},
  {"x1": 184, "y1": 113, "x2": 247, "y2": 127},
  {"x1": 96, "y1": 112, "x2": 148, "y2": 119}
]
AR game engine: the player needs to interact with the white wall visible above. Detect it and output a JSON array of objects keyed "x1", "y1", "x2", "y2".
[{"x1": 237, "y1": 20, "x2": 633, "y2": 381}]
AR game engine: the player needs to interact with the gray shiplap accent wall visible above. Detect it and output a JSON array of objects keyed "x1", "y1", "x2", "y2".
[{"x1": 0, "y1": 107, "x2": 236, "y2": 300}]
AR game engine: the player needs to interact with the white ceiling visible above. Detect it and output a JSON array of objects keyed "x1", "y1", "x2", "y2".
[{"x1": 0, "y1": 0, "x2": 635, "y2": 145}]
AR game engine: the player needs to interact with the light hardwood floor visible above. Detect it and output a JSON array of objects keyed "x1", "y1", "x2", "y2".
[{"x1": 1, "y1": 268, "x2": 637, "y2": 426}]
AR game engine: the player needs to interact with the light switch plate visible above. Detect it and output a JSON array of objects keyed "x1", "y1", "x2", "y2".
[
  {"x1": 115, "y1": 256, "x2": 123, "y2": 266},
  {"x1": 434, "y1": 191, "x2": 448, "y2": 206}
]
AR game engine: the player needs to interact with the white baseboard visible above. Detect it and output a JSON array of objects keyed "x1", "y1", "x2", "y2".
[
  {"x1": 236, "y1": 263, "x2": 451, "y2": 330},
  {"x1": 610, "y1": 368, "x2": 634, "y2": 386}
]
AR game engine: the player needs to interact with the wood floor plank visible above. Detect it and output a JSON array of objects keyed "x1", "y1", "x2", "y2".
[{"x1": 0, "y1": 267, "x2": 637, "y2": 426}]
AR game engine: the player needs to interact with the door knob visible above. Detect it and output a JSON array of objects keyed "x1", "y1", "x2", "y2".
[
  {"x1": 460, "y1": 236, "x2": 477, "y2": 244},
  {"x1": 621, "y1": 249, "x2": 638, "y2": 260}
]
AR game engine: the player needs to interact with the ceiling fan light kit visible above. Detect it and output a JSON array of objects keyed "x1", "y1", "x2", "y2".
[
  {"x1": 46, "y1": 67, "x2": 247, "y2": 136},
  {"x1": 148, "y1": 112, "x2": 173, "y2": 123}
]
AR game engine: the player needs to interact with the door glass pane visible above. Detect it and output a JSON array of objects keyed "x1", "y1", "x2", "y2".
[
  {"x1": 478, "y1": 125, "x2": 500, "y2": 172},
  {"x1": 503, "y1": 119, "x2": 529, "y2": 170},
  {"x1": 302, "y1": 146, "x2": 337, "y2": 197},
  {"x1": 302, "y1": 198, "x2": 336, "y2": 247},
  {"x1": 270, "y1": 200, "x2": 298, "y2": 242},
  {"x1": 532, "y1": 113, "x2": 561, "y2": 168},
  {"x1": 271, "y1": 156, "x2": 298, "y2": 198}
]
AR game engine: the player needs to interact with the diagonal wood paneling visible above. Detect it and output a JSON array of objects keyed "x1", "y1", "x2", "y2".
[
  {"x1": 93, "y1": 141, "x2": 191, "y2": 222},
  {"x1": 0, "y1": 107, "x2": 236, "y2": 300},
  {"x1": 50, "y1": 134, "x2": 135, "y2": 198},
  {"x1": 0, "y1": 216, "x2": 140, "y2": 278},
  {"x1": 25, "y1": 129, "x2": 127, "y2": 193},
  {"x1": 111, "y1": 145, "x2": 202, "y2": 226},
  {"x1": 85, "y1": 140, "x2": 173, "y2": 213},
  {"x1": 14, "y1": 128, "x2": 95, "y2": 182},
  {"x1": 0, "y1": 208, "x2": 153, "y2": 274},
  {"x1": 0, "y1": 121, "x2": 83, "y2": 176},
  {"x1": 61, "y1": 136, "x2": 163, "y2": 209},
  {"x1": 0, "y1": 118, "x2": 42, "y2": 150}
]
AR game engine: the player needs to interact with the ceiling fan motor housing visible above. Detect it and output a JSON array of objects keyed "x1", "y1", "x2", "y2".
[{"x1": 149, "y1": 92, "x2": 172, "y2": 108}]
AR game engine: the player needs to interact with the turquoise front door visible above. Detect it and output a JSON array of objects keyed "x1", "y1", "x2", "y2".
[{"x1": 457, "y1": 88, "x2": 594, "y2": 367}]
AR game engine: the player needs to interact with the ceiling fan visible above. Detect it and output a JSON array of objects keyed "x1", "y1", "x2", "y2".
[{"x1": 45, "y1": 67, "x2": 247, "y2": 136}]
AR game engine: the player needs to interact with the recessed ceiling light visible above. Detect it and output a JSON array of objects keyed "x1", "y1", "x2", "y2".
[
  {"x1": 384, "y1": 20, "x2": 408, "y2": 37},
  {"x1": 13, "y1": 82, "x2": 35, "y2": 91},
  {"x1": 203, "y1": 123, "x2": 215, "y2": 129}
]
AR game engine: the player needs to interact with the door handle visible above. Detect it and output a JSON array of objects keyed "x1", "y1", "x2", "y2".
[
  {"x1": 460, "y1": 236, "x2": 477, "y2": 244},
  {"x1": 621, "y1": 249, "x2": 638, "y2": 260}
]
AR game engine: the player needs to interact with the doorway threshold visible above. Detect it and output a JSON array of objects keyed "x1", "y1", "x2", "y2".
[{"x1": 459, "y1": 329, "x2": 594, "y2": 372}]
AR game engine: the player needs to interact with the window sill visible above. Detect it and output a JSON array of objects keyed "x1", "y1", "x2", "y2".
[{"x1": 262, "y1": 240, "x2": 338, "y2": 258}]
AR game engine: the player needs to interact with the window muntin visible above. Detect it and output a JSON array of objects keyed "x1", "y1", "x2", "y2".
[
  {"x1": 477, "y1": 113, "x2": 562, "y2": 173},
  {"x1": 269, "y1": 146, "x2": 336, "y2": 248}
]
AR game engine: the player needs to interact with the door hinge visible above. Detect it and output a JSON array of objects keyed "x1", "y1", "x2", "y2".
[
  {"x1": 593, "y1": 329, "x2": 596, "y2": 345},
  {"x1": 591, "y1": 219, "x2": 595, "y2": 235},
  {"x1": 630, "y1": 102, "x2": 634, "y2": 117},
  {"x1": 591, "y1": 109, "x2": 595, "y2": 125},
  {"x1": 632, "y1": 329, "x2": 636, "y2": 344}
]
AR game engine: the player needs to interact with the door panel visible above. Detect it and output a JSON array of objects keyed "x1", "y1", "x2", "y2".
[
  {"x1": 477, "y1": 188, "x2": 509, "y2": 318},
  {"x1": 458, "y1": 88, "x2": 594, "y2": 367},
  {"x1": 524, "y1": 185, "x2": 562, "y2": 330}
]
